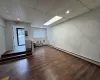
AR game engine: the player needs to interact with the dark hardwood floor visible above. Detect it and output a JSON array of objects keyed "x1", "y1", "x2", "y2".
[{"x1": 0, "y1": 46, "x2": 100, "y2": 80}]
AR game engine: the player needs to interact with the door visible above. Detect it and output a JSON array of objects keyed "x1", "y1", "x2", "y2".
[{"x1": 16, "y1": 28, "x2": 25, "y2": 46}]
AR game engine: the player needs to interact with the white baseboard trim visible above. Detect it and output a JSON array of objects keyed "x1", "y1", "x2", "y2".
[{"x1": 49, "y1": 44, "x2": 100, "y2": 66}]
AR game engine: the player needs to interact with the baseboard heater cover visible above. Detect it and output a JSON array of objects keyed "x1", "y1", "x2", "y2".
[{"x1": 49, "y1": 44, "x2": 100, "y2": 66}]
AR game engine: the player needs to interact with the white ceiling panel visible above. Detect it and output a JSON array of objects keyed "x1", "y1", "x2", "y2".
[
  {"x1": 81, "y1": 0, "x2": 100, "y2": 9},
  {"x1": 0, "y1": 4, "x2": 6, "y2": 14},
  {"x1": 21, "y1": 5, "x2": 54, "y2": 24},
  {"x1": 0, "y1": 0, "x2": 100, "y2": 27},
  {"x1": 0, "y1": 0, "x2": 23, "y2": 21},
  {"x1": 20, "y1": 0, "x2": 37, "y2": 9},
  {"x1": 57, "y1": 0, "x2": 86, "y2": 17},
  {"x1": 12, "y1": 5, "x2": 23, "y2": 20},
  {"x1": 20, "y1": 5, "x2": 35, "y2": 22},
  {"x1": 0, "y1": 0, "x2": 20, "y2": 13},
  {"x1": 0, "y1": 0, "x2": 13, "y2": 14},
  {"x1": 50, "y1": 18, "x2": 68, "y2": 27},
  {"x1": 64, "y1": 6, "x2": 89, "y2": 19},
  {"x1": 51, "y1": 6, "x2": 89, "y2": 27},
  {"x1": 48, "y1": 0, "x2": 84, "y2": 15},
  {"x1": 1, "y1": 13, "x2": 15, "y2": 21},
  {"x1": 48, "y1": 0, "x2": 71, "y2": 15},
  {"x1": 37, "y1": 0, "x2": 56, "y2": 12}
]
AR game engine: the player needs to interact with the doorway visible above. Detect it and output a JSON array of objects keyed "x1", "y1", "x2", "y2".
[
  {"x1": 16, "y1": 28, "x2": 25, "y2": 46},
  {"x1": 13, "y1": 26, "x2": 26, "y2": 53}
]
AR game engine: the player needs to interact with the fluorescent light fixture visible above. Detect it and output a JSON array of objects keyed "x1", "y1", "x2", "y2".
[
  {"x1": 66, "y1": 10, "x2": 70, "y2": 14},
  {"x1": 17, "y1": 18, "x2": 20, "y2": 20},
  {"x1": 44, "y1": 16, "x2": 62, "y2": 26}
]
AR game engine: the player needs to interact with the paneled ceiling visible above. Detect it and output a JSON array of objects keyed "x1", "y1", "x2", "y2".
[{"x1": 0, "y1": 0, "x2": 100, "y2": 27}]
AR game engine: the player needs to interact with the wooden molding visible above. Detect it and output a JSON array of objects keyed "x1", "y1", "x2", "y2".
[{"x1": 48, "y1": 44, "x2": 100, "y2": 66}]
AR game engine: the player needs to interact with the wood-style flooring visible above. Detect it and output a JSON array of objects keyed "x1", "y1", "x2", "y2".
[{"x1": 0, "y1": 46, "x2": 100, "y2": 80}]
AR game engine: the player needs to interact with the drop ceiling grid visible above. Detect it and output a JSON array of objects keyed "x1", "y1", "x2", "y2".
[
  {"x1": 20, "y1": 5, "x2": 54, "y2": 25},
  {"x1": 0, "y1": 0, "x2": 100, "y2": 27},
  {"x1": 80, "y1": 0, "x2": 100, "y2": 9},
  {"x1": 36, "y1": 0, "x2": 56, "y2": 12}
]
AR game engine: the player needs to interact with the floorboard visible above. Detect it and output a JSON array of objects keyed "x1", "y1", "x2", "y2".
[{"x1": 0, "y1": 46, "x2": 100, "y2": 80}]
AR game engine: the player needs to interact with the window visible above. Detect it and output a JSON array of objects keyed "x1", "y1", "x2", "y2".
[
  {"x1": 16, "y1": 28, "x2": 25, "y2": 46},
  {"x1": 33, "y1": 28, "x2": 46, "y2": 38}
]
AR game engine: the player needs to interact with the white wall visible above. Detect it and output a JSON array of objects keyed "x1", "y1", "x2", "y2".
[
  {"x1": 5, "y1": 21, "x2": 48, "y2": 50},
  {"x1": 31, "y1": 27, "x2": 48, "y2": 45},
  {"x1": 21, "y1": 25, "x2": 48, "y2": 45},
  {"x1": 0, "y1": 17, "x2": 5, "y2": 26},
  {"x1": 0, "y1": 17, "x2": 6, "y2": 56},
  {"x1": 5, "y1": 21, "x2": 13, "y2": 50},
  {"x1": 48, "y1": 8, "x2": 100, "y2": 62},
  {"x1": 5, "y1": 21, "x2": 31, "y2": 50}
]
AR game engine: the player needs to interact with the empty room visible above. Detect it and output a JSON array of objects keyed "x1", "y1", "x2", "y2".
[{"x1": 0, "y1": 0, "x2": 100, "y2": 80}]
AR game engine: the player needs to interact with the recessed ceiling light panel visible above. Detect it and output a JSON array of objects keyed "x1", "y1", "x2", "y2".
[
  {"x1": 17, "y1": 18, "x2": 20, "y2": 20},
  {"x1": 44, "y1": 16, "x2": 63, "y2": 26},
  {"x1": 66, "y1": 10, "x2": 70, "y2": 14}
]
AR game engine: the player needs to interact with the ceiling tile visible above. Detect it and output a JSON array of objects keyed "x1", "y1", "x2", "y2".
[
  {"x1": 64, "y1": 6, "x2": 89, "y2": 19},
  {"x1": 0, "y1": 0, "x2": 12, "y2": 13},
  {"x1": 37, "y1": 0, "x2": 56, "y2": 12},
  {"x1": 0, "y1": 0, "x2": 20, "y2": 13},
  {"x1": 48, "y1": 0, "x2": 82, "y2": 15},
  {"x1": 11, "y1": 5, "x2": 23, "y2": 20},
  {"x1": 81, "y1": 0, "x2": 100, "y2": 9},
  {"x1": 57, "y1": 0, "x2": 85, "y2": 17},
  {"x1": 0, "y1": 0, "x2": 23, "y2": 20},
  {"x1": 20, "y1": 0, "x2": 37, "y2": 9},
  {"x1": 0, "y1": 4, "x2": 6, "y2": 14},
  {"x1": 50, "y1": 7, "x2": 89, "y2": 27},
  {"x1": 50, "y1": 18, "x2": 68, "y2": 27},
  {"x1": 0, "y1": 0, "x2": 100, "y2": 27},
  {"x1": 21, "y1": 5, "x2": 53, "y2": 24},
  {"x1": 1, "y1": 13, "x2": 15, "y2": 20}
]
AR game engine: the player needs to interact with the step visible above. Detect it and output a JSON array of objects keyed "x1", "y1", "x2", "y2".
[
  {"x1": 0, "y1": 54, "x2": 26, "y2": 63},
  {"x1": 1, "y1": 51, "x2": 26, "y2": 58}
]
